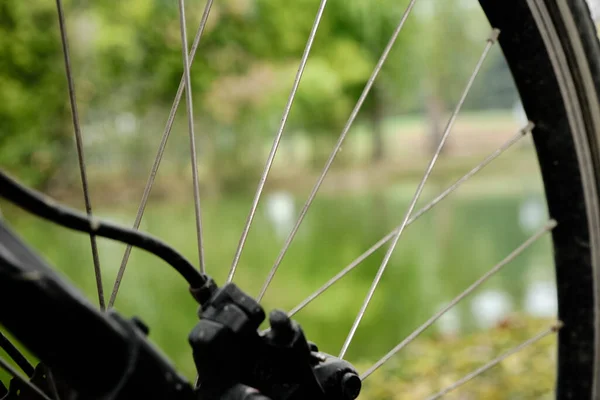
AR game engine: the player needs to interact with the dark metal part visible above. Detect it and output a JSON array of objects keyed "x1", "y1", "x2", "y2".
[
  {"x1": 0, "y1": 332, "x2": 34, "y2": 378},
  {"x1": 2, "y1": 363, "x2": 73, "y2": 400},
  {"x1": 0, "y1": 221, "x2": 194, "y2": 400},
  {"x1": 190, "y1": 283, "x2": 361, "y2": 400}
]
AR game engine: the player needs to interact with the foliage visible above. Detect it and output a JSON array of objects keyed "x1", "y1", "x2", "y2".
[
  {"x1": 420, "y1": 2, "x2": 482, "y2": 107},
  {"x1": 359, "y1": 316, "x2": 556, "y2": 399},
  {"x1": 0, "y1": 0, "x2": 519, "y2": 191},
  {"x1": 0, "y1": 0, "x2": 71, "y2": 188}
]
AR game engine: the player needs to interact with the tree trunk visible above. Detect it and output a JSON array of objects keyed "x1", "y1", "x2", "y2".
[
  {"x1": 426, "y1": 93, "x2": 446, "y2": 156},
  {"x1": 370, "y1": 86, "x2": 385, "y2": 163}
]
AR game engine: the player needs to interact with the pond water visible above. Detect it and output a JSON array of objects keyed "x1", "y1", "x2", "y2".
[{"x1": 1, "y1": 177, "x2": 555, "y2": 378}]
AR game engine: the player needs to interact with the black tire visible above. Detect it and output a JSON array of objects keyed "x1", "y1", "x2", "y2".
[{"x1": 479, "y1": 0, "x2": 600, "y2": 398}]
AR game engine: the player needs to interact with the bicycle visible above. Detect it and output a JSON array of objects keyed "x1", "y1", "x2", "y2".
[{"x1": 1, "y1": 0, "x2": 600, "y2": 398}]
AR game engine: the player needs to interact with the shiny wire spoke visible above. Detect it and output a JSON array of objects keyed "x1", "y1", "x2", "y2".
[
  {"x1": 45, "y1": 369, "x2": 61, "y2": 400},
  {"x1": 360, "y1": 220, "x2": 556, "y2": 380},
  {"x1": 339, "y1": 28, "x2": 501, "y2": 359},
  {"x1": 55, "y1": 0, "x2": 105, "y2": 310},
  {"x1": 108, "y1": 0, "x2": 214, "y2": 308},
  {"x1": 227, "y1": 0, "x2": 329, "y2": 283},
  {"x1": 178, "y1": 0, "x2": 206, "y2": 273},
  {"x1": 288, "y1": 123, "x2": 533, "y2": 318},
  {"x1": 426, "y1": 322, "x2": 562, "y2": 400},
  {"x1": 256, "y1": 0, "x2": 421, "y2": 302},
  {"x1": 0, "y1": 356, "x2": 51, "y2": 400}
]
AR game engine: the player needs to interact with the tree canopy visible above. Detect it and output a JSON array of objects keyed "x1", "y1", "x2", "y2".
[{"x1": 0, "y1": 0, "x2": 517, "y2": 189}]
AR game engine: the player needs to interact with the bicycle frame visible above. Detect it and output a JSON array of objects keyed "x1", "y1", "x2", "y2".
[{"x1": 0, "y1": 220, "x2": 195, "y2": 399}]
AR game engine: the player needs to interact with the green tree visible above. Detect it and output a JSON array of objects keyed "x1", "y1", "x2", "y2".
[
  {"x1": 199, "y1": 0, "x2": 421, "y2": 166},
  {"x1": 325, "y1": 0, "x2": 421, "y2": 162},
  {"x1": 1, "y1": 0, "x2": 424, "y2": 191},
  {"x1": 0, "y1": 1, "x2": 71, "y2": 188},
  {"x1": 416, "y1": 1, "x2": 483, "y2": 154}
]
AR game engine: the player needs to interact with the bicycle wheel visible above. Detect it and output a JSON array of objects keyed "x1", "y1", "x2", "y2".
[
  {"x1": 0, "y1": 0, "x2": 600, "y2": 399},
  {"x1": 479, "y1": 1, "x2": 600, "y2": 398}
]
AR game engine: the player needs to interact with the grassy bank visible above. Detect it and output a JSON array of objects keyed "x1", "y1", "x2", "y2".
[{"x1": 360, "y1": 315, "x2": 556, "y2": 399}]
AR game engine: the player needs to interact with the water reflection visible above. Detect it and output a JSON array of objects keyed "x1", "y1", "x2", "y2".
[
  {"x1": 471, "y1": 289, "x2": 514, "y2": 329},
  {"x1": 519, "y1": 196, "x2": 546, "y2": 233},
  {"x1": 4, "y1": 185, "x2": 556, "y2": 369},
  {"x1": 525, "y1": 281, "x2": 557, "y2": 318},
  {"x1": 265, "y1": 191, "x2": 295, "y2": 241},
  {"x1": 437, "y1": 279, "x2": 557, "y2": 337},
  {"x1": 437, "y1": 306, "x2": 461, "y2": 336}
]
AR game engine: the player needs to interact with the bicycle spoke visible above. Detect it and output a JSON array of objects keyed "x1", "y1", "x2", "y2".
[
  {"x1": 256, "y1": 0, "x2": 421, "y2": 302},
  {"x1": 227, "y1": 0, "x2": 329, "y2": 283},
  {"x1": 360, "y1": 220, "x2": 556, "y2": 380},
  {"x1": 425, "y1": 322, "x2": 562, "y2": 399},
  {"x1": 177, "y1": 0, "x2": 206, "y2": 273},
  {"x1": 0, "y1": 332, "x2": 34, "y2": 377},
  {"x1": 55, "y1": 0, "x2": 104, "y2": 310},
  {"x1": 0, "y1": 356, "x2": 51, "y2": 400},
  {"x1": 45, "y1": 369, "x2": 61, "y2": 400},
  {"x1": 108, "y1": 0, "x2": 214, "y2": 308},
  {"x1": 288, "y1": 123, "x2": 533, "y2": 318},
  {"x1": 339, "y1": 28, "x2": 500, "y2": 358}
]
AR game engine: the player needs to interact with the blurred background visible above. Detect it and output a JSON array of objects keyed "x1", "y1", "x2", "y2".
[{"x1": 3, "y1": 0, "x2": 599, "y2": 398}]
